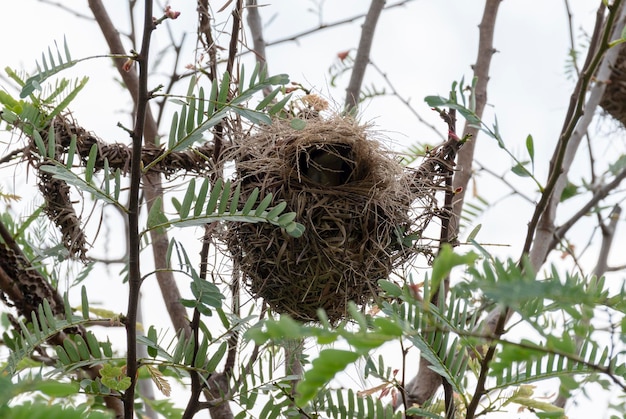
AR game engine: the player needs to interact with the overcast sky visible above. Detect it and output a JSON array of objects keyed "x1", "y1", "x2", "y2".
[{"x1": 1, "y1": 1, "x2": 621, "y2": 418}]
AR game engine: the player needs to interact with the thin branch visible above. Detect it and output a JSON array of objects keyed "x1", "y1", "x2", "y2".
[
  {"x1": 264, "y1": 0, "x2": 416, "y2": 50},
  {"x1": 245, "y1": 0, "x2": 268, "y2": 64},
  {"x1": 465, "y1": 307, "x2": 508, "y2": 419},
  {"x1": 369, "y1": 61, "x2": 445, "y2": 141},
  {"x1": 474, "y1": 161, "x2": 535, "y2": 204},
  {"x1": 563, "y1": 0, "x2": 582, "y2": 77},
  {"x1": 124, "y1": 0, "x2": 155, "y2": 416},
  {"x1": 38, "y1": 0, "x2": 95, "y2": 20},
  {"x1": 550, "y1": 168, "x2": 626, "y2": 250},
  {"x1": 344, "y1": 0, "x2": 386, "y2": 111}
]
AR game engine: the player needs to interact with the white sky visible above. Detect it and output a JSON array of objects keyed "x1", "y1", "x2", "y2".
[{"x1": 1, "y1": 1, "x2": 623, "y2": 418}]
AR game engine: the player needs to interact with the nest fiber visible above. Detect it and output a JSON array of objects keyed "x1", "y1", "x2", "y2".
[
  {"x1": 227, "y1": 116, "x2": 435, "y2": 322},
  {"x1": 601, "y1": 43, "x2": 626, "y2": 126}
]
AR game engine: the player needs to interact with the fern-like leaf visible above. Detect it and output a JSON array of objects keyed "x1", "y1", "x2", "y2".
[
  {"x1": 21, "y1": 38, "x2": 77, "y2": 98},
  {"x1": 147, "y1": 178, "x2": 304, "y2": 237}
]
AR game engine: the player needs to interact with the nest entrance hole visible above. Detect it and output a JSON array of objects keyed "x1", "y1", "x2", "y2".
[{"x1": 298, "y1": 144, "x2": 355, "y2": 186}]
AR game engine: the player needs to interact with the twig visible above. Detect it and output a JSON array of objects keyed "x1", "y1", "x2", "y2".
[
  {"x1": 38, "y1": 0, "x2": 94, "y2": 20},
  {"x1": 465, "y1": 307, "x2": 507, "y2": 418},
  {"x1": 563, "y1": 0, "x2": 581, "y2": 77},
  {"x1": 550, "y1": 168, "x2": 626, "y2": 250},
  {"x1": 369, "y1": 61, "x2": 445, "y2": 141}
]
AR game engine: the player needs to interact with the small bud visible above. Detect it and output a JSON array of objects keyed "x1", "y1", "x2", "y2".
[
  {"x1": 337, "y1": 50, "x2": 350, "y2": 61},
  {"x1": 122, "y1": 58, "x2": 134, "y2": 72},
  {"x1": 165, "y1": 5, "x2": 181, "y2": 19},
  {"x1": 448, "y1": 130, "x2": 461, "y2": 141}
]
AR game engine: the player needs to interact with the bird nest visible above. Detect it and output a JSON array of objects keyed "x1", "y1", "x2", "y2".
[
  {"x1": 601, "y1": 42, "x2": 626, "y2": 126},
  {"x1": 226, "y1": 116, "x2": 448, "y2": 322}
]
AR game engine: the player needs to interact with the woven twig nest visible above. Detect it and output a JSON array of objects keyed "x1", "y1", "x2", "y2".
[
  {"x1": 601, "y1": 43, "x2": 626, "y2": 125},
  {"x1": 227, "y1": 116, "x2": 442, "y2": 322}
]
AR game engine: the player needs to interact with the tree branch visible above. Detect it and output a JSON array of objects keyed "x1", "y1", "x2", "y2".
[
  {"x1": 124, "y1": 0, "x2": 155, "y2": 415},
  {"x1": 344, "y1": 0, "x2": 386, "y2": 111},
  {"x1": 451, "y1": 0, "x2": 502, "y2": 237},
  {"x1": 88, "y1": 0, "x2": 190, "y2": 339},
  {"x1": 525, "y1": 1, "x2": 625, "y2": 269}
]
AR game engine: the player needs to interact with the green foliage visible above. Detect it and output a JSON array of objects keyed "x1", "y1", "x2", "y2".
[
  {"x1": 425, "y1": 79, "x2": 544, "y2": 190},
  {"x1": 1, "y1": 402, "x2": 112, "y2": 419},
  {"x1": 20, "y1": 37, "x2": 77, "y2": 98},
  {"x1": 147, "y1": 177, "x2": 304, "y2": 238},
  {"x1": 146, "y1": 65, "x2": 290, "y2": 171}
]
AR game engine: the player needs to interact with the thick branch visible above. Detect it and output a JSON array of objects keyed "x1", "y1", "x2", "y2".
[
  {"x1": 344, "y1": 0, "x2": 386, "y2": 111},
  {"x1": 451, "y1": 0, "x2": 502, "y2": 236},
  {"x1": 400, "y1": 2, "x2": 502, "y2": 415},
  {"x1": 525, "y1": 1, "x2": 625, "y2": 269},
  {"x1": 88, "y1": 0, "x2": 190, "y2": 339}
]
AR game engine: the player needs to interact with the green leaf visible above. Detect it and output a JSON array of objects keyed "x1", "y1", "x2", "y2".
[
  {"x1": 34, "y1": 380, "x2": 79, "y2": 397},
  {"x1": 168, "y1": 112, "x2": 178, "y2": 149},
  {"x1": 179, "y1": 178, "x2": 196, "y2": 219},
  {"x1": 177, "y1": 105, "x2": 188, "y2": 141},
  {"x1": 267, "y1": 201, "x2": 287, "y2": 220},
  {"x1": 147, "y1": 326, "x2": 158, "y2": 358},
  {"x1": 241, "y1": 188, "x2": 260, "y2": 214},
  {"x1": 63, "y1": 339, "x2": 80, "y2": 363},
  {"x1": 206, "y1": 178, "x2": 223, "y2": 215},
  {"x1": 378, "y1": 279, "x2": 403, "y2": 298},
  {"x1": 296, "y1": 349, "x2": 360, "y2": 406},
  {"x1": 147, "y1": 196, "x2": 168, "y2": 233},
  {"x1": 430, "y1": 245, "x2": 478, "y2": 295},
  {"x1": 79, "y1": 285, "x2": 89, "y2": 320},
  {"x1": 206, "y1": 341, "x2": 228, "y2": 372},
  {"x1": 290, "y1": 118, "x2": 307, "y2": 130},
  {"x1": 255, "y1": 87, "x2": 281, "y2": 110},
  {"x1": 217, "y1": 72, "x2": 231, "y2": 109},
  {"x1": 511, "y1": 161, "x2": 531, "y2": 177},
  {"x1": 85, "y1": 144, "x2": 98, "y2": 184},
  {"x1": 232, "y1": 106, "x2": 272, "y2": 125},
  {"x1": 560, "y1": 181, "x2": 578, "y2": 202},
  {"x1": 33, "y1": 130, "x2": 46, "y2": 157},
  {"x1": 217, "y1": 179, "x2": 232, "y2": 214},
  {"x1": 466, "y1": 224, "x2": 482, "y2": 242},
  {"x1": 55, "y1": 345, "x2": 71, "y2": 365},
  {"x1": 194, "y1": 178, "x2": 209, "y2": 217},
  {"x1": 73, "y1": 335, "x2": 91, "y2": 360},
  {"x1": 269, "y1": 94, "x2": 292, "y2": 115},
  {"x1": 229, "y1": 183, "x2": 241, "y2": 215},
  {"x1": 85, "y1": 331, "x2": 102, "y2": 359},
  {"x1": 254, "y1": 193, "x2": 273, "y2": 217},
  {"x1": 47, "y1": 124, "x2": 56, "y2": 159},
  {"x1": 525, "y1": 134, "x2": 535, "y2": 167}
]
